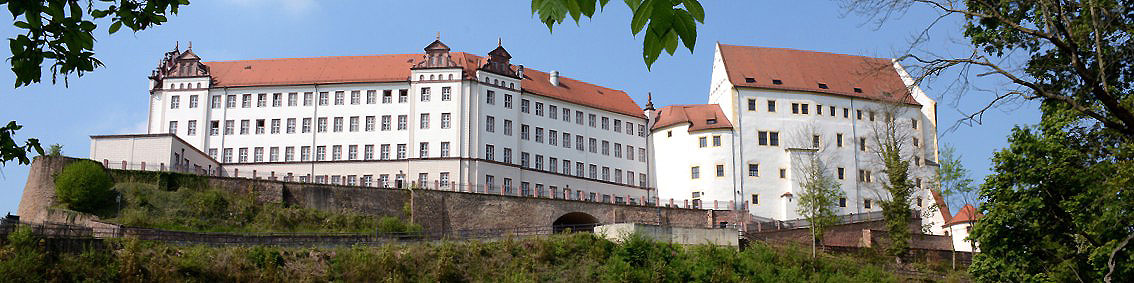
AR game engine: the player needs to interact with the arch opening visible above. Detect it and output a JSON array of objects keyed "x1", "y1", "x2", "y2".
[{"x1": 552, "y1": 212, "x2": 599, "y2": 233}]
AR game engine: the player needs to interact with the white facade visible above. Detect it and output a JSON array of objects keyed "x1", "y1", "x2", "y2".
[
  {"x1": 652, "y1": 44, "x2": 948, "y2": 232},
  {"x1": 99, "y1": 39, "x2": 652, "y2": 203}
]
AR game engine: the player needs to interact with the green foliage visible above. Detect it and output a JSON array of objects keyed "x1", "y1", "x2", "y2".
[
  {"x1": 376, "y1": 216, "x2": 423, "y2": 235},
  {"x1": 0, "y1": 227, "x2": 46, "y2": 282},
  {"x1": 4, "y1": 0, "x2": 189, "y2": 87},
  {"x1": 108, "y1": 182, "x2": 376, "y2": 232},
  {"x1": 0, "y1": 121, "x2": 43, "y2": 166},
  {"x1": 871, "y1": 107, "x2": 914, "y2": 261},
  {"x1": 970, "y1": 117, "x2": 1134, "y2": 282},
  {"x1": 0, "y1": 232, "x2": 915, "y2": 281},
  {"x1": 45, "y1": 143, "x2": 62, "y2": 156},
  {"x1": 54, "y1": 159, "x2": 115, "y2": 213},
  {"x1": 531, "y1": 0, "x2": 704, "y2": 69},
  {"x1": 934, "y1": 144, "x2": 976, "y2": 206}
]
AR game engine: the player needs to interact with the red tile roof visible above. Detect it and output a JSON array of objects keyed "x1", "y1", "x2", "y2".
[
  {"x1": 717, "y1": 44, "x2": 919, "y2": 105},
  {"x1": 204, "y1": 52, "x2": 643, "y2": 118},
  {"x1": 650, "y1": 104, "x2": 734, "y2": 132},
  {"x1": 948, "y1": 204, "x2": 981, "y2": 225},
  {"x1": 931, "y1": 190, "x2": 952, "y2": 224}
]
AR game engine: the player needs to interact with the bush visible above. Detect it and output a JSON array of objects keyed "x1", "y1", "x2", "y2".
[
  {"x1": 54, "y1": 160, "x2": 115, "y2": 213},
  {"x1": 376, "y1": 216, "x2": 423, "y2": 235}
]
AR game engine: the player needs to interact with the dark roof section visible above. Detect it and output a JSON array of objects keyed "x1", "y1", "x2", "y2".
[
  {"x1": 651, "y1": 104, "x2": 734, "y2": 132},
  {"x1": 718, "y1": 44, "x2": 919, "y2": 105}
]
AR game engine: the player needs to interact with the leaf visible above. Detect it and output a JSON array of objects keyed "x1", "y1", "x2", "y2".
[
  {"x1": 672, "y1": 9, "x2": 696, "y2": 52},
  {"x1": 662, "y1": 29, "x2": 678, "y2": 55},
  {"x1": 109, "y1": 21, "x2": 122, "y2": 34},
  {"x1": 565, "y1": 0, "x2": 582, "y2": 23},
  {"x1": 682, "y1": 0, "x2": 704, "y2": 22},
  {"x1": 629, "y1": 0, "x2": 652, "y2": 35}
]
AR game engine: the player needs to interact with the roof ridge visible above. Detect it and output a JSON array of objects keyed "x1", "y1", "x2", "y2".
[{"x1": 718, "y1": 44, "x2": 895, "y2": 61}]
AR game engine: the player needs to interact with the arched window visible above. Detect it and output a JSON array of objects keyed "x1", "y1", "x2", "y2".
[
  {"x1": 430, "y1": 74, "x2": 435, "y2": 80},
  {"x1": 448, "y1": 74, "x2": 453, "y2": 80},
  {"x1": 419, "y1": 75, "x2": 424, "y2": 81},
  {"x1": 484, "y1": 77, "x2": 489, "y2": 82},
  {"x1": 179, "y1": 83, "x2": 184, "y2": 89},
  {"x1": 494, "y1": 79, "x2": 499, "y2": 85},
  {"x1": 510, "y1": 83, "x2": 515, "y2": 89},
  {"x1": 196, "y1": 82, "x2": 201, "y2": 88}
]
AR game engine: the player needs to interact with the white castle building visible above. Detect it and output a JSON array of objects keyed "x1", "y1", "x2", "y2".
[
  {"x1": 89, "y1": 39, "x2": 949, "y2": 233},
  {"x1": 91, "y1": 38, "x2": 652, "y2": 204},
  {"x1": 647, "y1": 44, "x2": 947, "y2": 232}
]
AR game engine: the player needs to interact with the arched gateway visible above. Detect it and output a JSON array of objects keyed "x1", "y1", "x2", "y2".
[{"x1": 552, "y1": 212, "x2": 599, "y2": 233}]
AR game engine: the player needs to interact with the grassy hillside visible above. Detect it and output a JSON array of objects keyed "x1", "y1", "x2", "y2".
[
  {"x1": 100, "y1": 182, "x2": 383, "y2": 233},
  {"x1": 0, "y1": 228, "x2": 938, "y2": 282}
]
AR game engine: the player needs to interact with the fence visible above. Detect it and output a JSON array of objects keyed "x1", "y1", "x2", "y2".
[{"x1": 747, "y1": 210, "x2": 888, "y2": 232}]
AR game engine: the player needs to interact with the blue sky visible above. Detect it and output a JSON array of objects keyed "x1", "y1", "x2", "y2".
[{"x1": 0, "y1": 1, "x2": 1037, "y2": 215}]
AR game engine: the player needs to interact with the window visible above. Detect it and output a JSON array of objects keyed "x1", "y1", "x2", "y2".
[
  {"x1": 382, "y1": 90, "x2": 393, "y2": 103},
  {"x1": 791, "y1": 103, "x2": 799, "y2": 114},
  {"x1": 187, "y1": 120, "x2": 197, "y2": 135},
  {"x1": 836, "y1": 134, "x2": 843, "y2": 147},
  {"x1": 441, "y1": 113, "x2": 451, "y2": 129},
  {"x1": 767, "y1": 100, "x2": 776, "y2": 112},
  {"x1": 576, "y1": 136, "x2": 584, "y2": 151},
  {"x1": 348, "y1": 145, "x2": 358, "y2": 160},
  {"x1": 211, "y1": 95, "x2": 222, "y2": 108},
  {"x1": 752, "y1": 194, "x2": 759, "y2": 205},
  {"x1": 601, "y1": 140, "x2": 610, "y2": 155},
  {"x1": 839, "y1": 197, "x2": 847, "y2": 207},
  {"x1": 912, "y1": 119, "x2": 919, "y2": 129},
  {"x1": 272, "y1": 93, "x2": 282, "y2": 107},
  {"x1": 691, "y1": 166, "x2": 700, "y2": 179},
  {"x1": 223, "y1": 148, "x2": 233, "y2": 163},
  {"x1": 239, "y1": 120, "x2": 250, "y2": 135},
  {"x1": 364, "y1": 145, "x2": 374, "y2": 160},
  {"x1": 521, "y1": 99, "x2": 530, "y2": 113},
  {"x1": 521, "y1": 124, "x2": 530, "y2": 140},
  {"x1": 420, "y1": 113, "x2": 430, "y2": 129},
  {"x1": 716, "y1": 165, "x2": 725, "y2": 177},
  {"x1": 503, "y1": 148, "x2": 512, "y2": 163},
  {"x1": 287, "y1": 118, "x2": 297, "y2": 134},
  {"x1": 779, "y1": 168, "x2": 787, "y2": 179},
  {"x1": 748, "y1": 164, "x2": 759, "y2": 177},
  {"x1": 168, "y1": 121, "x2": 177, "y2": 134},
  {"x1": 601, "y1": 117, "x2": 609, "y2": 130},
  {"x1": 816, "y1": 104, "x2": 822, "y2": 115},
  {"x1": 227, "y1": 94, "x2": 238, "y2": 108},
  {"x1": 549, "y1": 105, "x2": 558, "y2": 119},
  {"x1": 535, "y1": 154, "x2": 544, "y2": 170},
  {"x1": 857, "y1": 110, "x2": 863, "y2": 120},
  {"x1": 333, "y1": 117, "x2": 343, "y2": 132},
  {"x1": 549, "y1": 130, "x2": 558, "y2": 146},
  {"x1": 240, "y1": 148, "x2": 249, "y2": 162},
  {"x1": 588, "y1": 114, "x2": 597, "y2": 127},
  {"x1": 441, "y1": 87, "x2": 451, "y2": 101},
  {"x1": 397, "y1": 115, "x2": 407, "y2": 130},
  {"x1": 535, "y1": 102, "x2": 544, "y2": 116},
  {"x1": 365, "y1": 116, "x2": 375, "y2": 131},
  {"x1": 271, "y1": 119, "x2": 281, "y2": 134},
  {"x1": 399, "y1": 89, "x2": 408, "y2": 103},
  {"x1": 913, "y1": 137, "x2": 920, "y2": 147},
  {"x1": 563, "y1": 108, "x2": 571, "y2": 122},
  {"x1": 485, "y1": 145, "x2": 495, "y2": 161},
  {"x1": 419, "y1": 142, "x2": 429, "y2": 158},
  {"x1": 334, "y1": 91, "x2": 344, "y2": 105},
  {"x1": 503, "y1": 93, "x2": 511, "y2": 108},
  {"x1": 521, "y1": 152, "x2": 530, "y2": 168},
  {"x1": 562, "y1": 133, "x2": 571, "y2": 148},
  {"x1": 317, "y1": 118, "x2": 327, "y2": 133},
  {"x1": 535, "y1": 127, "x2": 544, "y2": 143},
  {"x1": 589, "y1": 164, "x2": 598, "y2": 179},
  {"x1": 396, "y1": 144, "x2": 407, "y2": 159},
  {"x1": 576, "y1": 110, "x2": 584, "y2": 125},
  {"x1": 843, "y1": 108, "x2": 849, "y2": 118},
  {"x1": 830, "y1": 106, "x2": 836, "y2": 117},
  {"x1": 614, "y1": 143, "x2": 622, "y2": 158},
  {"x1": 588, "y1": 138, "x2": 597, "y2": 153},
  {"x1": 210, "y1": 121, "x2": 219, "y2": 135},
  {"x1": 869, "y1": 111, "x2": 875, "y2": 121},
  {"x1": 627, "y1": 146, "x2": 635, "y2": 160},
  {"x1": 366, "y1": 90, "x2": 377, "y2": 104},
  {"x1": 420, "y1": 87, "x2": 431, "y2": 102},
  {"x1": 381, "y1": 115, "x2": 391, "y2": 131},
  {"x1": 639, "y1": 148, "x2": 646, "y2": 162},
  {"x1": 170, "y1": 95, "x2": 180, "y2": 109},
  {"x1": 189, "y1": 95, "x2": 199, "y2": 108},
  {"x1": 772, "y1": 79, "x2": 783, "y2": 84},
  {"x1": 713, "y1": 135, "x2": 722, "y2": 146},
  {"x1": 285, "y1": 147, "x2": 295, "y2": 161},
  {"x1": 380, "y1": 144, "x2": 391, "y2": 160},
  {"x1": 350, "y1": 90, "x2": 360, "y2": 104},
  {"x1": 331, "y1": 145, "x2": 341, "y2": 160},
  {"x1": 812, "y1": 135, "x2": 820, "y2": 148},
  {"x1": 503, "y1": 120, "x2": 512, "y2": 136},
  {"x1": 699, "y1": 137, "x2": 708, "y2": 148},
  {"x1": 801, "y1": 104, "x2": 809, "y2": 114},
  {"x1": 301, "y1": 146, "x2": 311, "y2": 161},
  {"x1": 817, "y1": 83, "x2": 828, "y2": 89},
  {"x1": 303, "y1": 92, "x2": 313, "y2": 106},
  {"x1": 860, "y1": 137, "x2": 867, "y2": 151},
  {"x1": 864, "y1": 199, "x2": 872, "y2": 209},
  {"x1": 837, "y1": 167, "x2": 845, "y2": 179},
  {"x1": 747, "y1": 98, "x2": 756, "y2": 111},
  {"x1": 256, "y1": 94, "x2": 266, "y2": 107},
  {"x1": 441, "y1": 142, "x2": 450, "y2": 157}
]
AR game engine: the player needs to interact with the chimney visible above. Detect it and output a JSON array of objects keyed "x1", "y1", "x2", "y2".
[{"x1": 550, "y1": 70, "x2": 560, "y2": 86}]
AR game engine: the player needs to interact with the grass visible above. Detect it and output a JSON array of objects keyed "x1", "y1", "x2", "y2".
[
  {"x1": 0, "y1": 231, "x2": 908, "y2": 282},
  {"x1": 101, "y1": 182, "x2": 380, "y2": 233}
]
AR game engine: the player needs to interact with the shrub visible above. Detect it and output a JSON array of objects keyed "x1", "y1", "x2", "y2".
[
  {"x1": 54, "y1": 160, "x2": 114, "y2": 213},
  {"x1": 46, "y1": 144, "x2": 62, "y2": 157},
  {"x1": 376, "y1": 216, "x2": 422, "y2": 235}
]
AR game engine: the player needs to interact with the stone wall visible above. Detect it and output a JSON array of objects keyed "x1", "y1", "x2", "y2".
[{"x1": 19, "y1": 157, "x2": 732, "y2": 233}]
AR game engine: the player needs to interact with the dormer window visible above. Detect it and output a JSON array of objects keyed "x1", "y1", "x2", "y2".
[
  {"x1": 817, "y1": 83, "x2": 828, "y2": 89},
  {"x1": 706, "y1": 119, "x2": 717, "y2": 125},
  {"x1": 853, "y1": 87, "x2": 863, "y2": 93},
  {"x1": 772, "y1": 79, "x2": 783, "y2": 85},
  {"x1": 744, "y1": 77, "x2": 756, "y2": 83},
  {"x1": 883, "y1": 92, "x2": 893, "y2": 97}
]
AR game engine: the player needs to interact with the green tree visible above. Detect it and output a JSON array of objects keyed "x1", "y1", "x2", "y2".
[
  {"x1": 870, "y1": 105, "x2": 915, "y2": 263},
  {"x1": 531, "y1": 0, "x2": 704, "y2": 69},
  {"x1": 46, "y1": 143, "x2": 63, "y2": 157},
  {"x1": 794, "y1": 153, "x2": 844, "y2": 259},
  {"x1": 934, "y1": 144, "x2": 977, "y2": 209},
  {"x1": 54, "y1": 160, "x2": 114, "y2": 213},
  {"x1": 0, "y1": 0, "x2": 188, "y2": 167}
]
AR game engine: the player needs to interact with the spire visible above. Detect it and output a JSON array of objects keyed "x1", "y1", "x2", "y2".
[
  {"x1": 498, "y1": 37, "x2": 502, "y2": 47},
  {"x1": 188, "y1": 41, "x2": 192, "y2": 50},
  {"x1": 436, "y1": 31, "x2": 440, "y2": 40},
  {"x1": 644, "y1": 92, "x2": 656, "y2": 111},
  {"x1": 174, "y1": 41, "x2": 180, "y2": 52}
]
